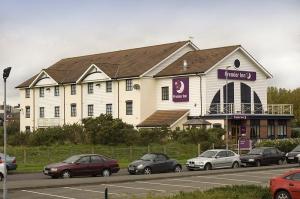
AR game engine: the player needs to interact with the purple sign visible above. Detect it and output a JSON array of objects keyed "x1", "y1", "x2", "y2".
[
  {"x1": 239, "y1": 138, "x2": 251, "y2": 149},
  {"x1": 233, "y1": 115, "x2": 247, "y2": 120},
  {"x1": 218, "y1": 69, "x2": 256, "y2": 81},
  {"x1": 172, "y1": 77, "x2": 189, "y2": 102}
]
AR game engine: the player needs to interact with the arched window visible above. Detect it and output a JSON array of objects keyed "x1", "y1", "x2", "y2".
[
  {"x1": 209, "y1": 90, "x2": 220, "y2": 114},
  {"x1": 254, "y1": 91, "x2": 263, "y2": 114},
  {"x1": 241, "y1": 83, "x2": 251, "y2": 114},
  {"x1": 223, "y1": 82, "x2": 234, "y2": 113}
]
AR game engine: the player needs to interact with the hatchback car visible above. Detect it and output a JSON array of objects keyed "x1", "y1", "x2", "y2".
[
  {"x1": 128, "y1": 153, "x2": 182, "y2": 175},
  {"x1": 43, "y1": 154, "x2": 120, "y2": 178},
  {"x1": 286, "y1": 145, "x2": 300, "y2": 163},
  {"x1": 270, "y1": 169, "x2": 300, "y2": 199},
  {"x1": 0, "y1": 153, "x2": 17, "y2": 170},
  {"x1": 186, "y1": 149, "x2": 241, "y2": 170},
  {"x1": 240, "y1": 147, "x2": 286, "y2": 167}
]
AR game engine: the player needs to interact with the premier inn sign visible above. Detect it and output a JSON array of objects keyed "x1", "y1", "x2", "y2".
[
  {"x1": 218, "y1": 69, "x2": 256, "y2": 81},
  {"x1": 172, "y1": 77, "x2": 189, "y2": 102}
]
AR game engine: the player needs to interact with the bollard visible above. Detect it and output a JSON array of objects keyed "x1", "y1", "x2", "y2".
[{"x1": 104, "y1": 187, "x2": 108, "y2": 199}]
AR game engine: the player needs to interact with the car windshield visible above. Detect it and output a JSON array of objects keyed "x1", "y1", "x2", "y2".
[
  {"x1": 199, "y1": 150, "x2": 218, "y2": 158},
  {"x1": 292, "y1": 145, "x2": 300, "y2": 152},
  {"x1": 62, "y1": 155, "x2": 81, "y2": 163},
  {"x1": 140, "y1": 154, "x2": 156, "y2": 161},
  {"x1": 248, "y1": 148, "x2": 263, "y2": 155}
]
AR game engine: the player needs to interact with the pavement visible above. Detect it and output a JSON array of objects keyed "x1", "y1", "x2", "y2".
[{"x1": 1, "y1": 164, "x2": 299, "y2": 199}]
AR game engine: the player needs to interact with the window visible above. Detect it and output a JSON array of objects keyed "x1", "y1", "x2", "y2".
[
  {"x1": 217, "y1": 151, "x2": 227, "y2": 158},
  {"x1": 40, "y1": 107, "x2": 45, "y2": 118},
  {"x1": 88, "y1": 104, "x2": 94, "y2": 116},
  {"x1": 71, "y1": 84, "x2": 76, "y2": 95},
  {"x1": 54, "y1": 106, "x2": 60, "y2": 118},
  {"x1": 161, "y1": 87, "x2": 169, "y2": 100},
  {"x1": 286, "y1": 173, "x2": 300, "y2": 181},
  {"x1": 156, "y1": 154, "x2": 168, "y2": 161},
  {"x1": 106, "y1": 104, "x2": 112, "y2": 115},
  {"x1": 227, "y1": 151, "x2": 235, "y2": 157},
  {"x1": 267, "y1": 120, "x2": 275, "y2": 139},
  {"x1": 278, "y1": 120, "x2": 287, "y2": 138},
  {"x1": 25, "y1": 126, "x2": 30, "y2": 132},
  {"x1": 250, "y1": 120, "x2": 260, "y2": 139},
  {"x1": 25, "y1": 106, "x2": 30, "y2": 118},
  {"x1": 126, "y1": 79, "x2": 133, "y2": 91},
  {"x1": 25, "y1": 88, "x2": 30, "y2": 98},
  {"x1": 126, "y1": 100, "x2": 133, "y2": 115},
  {"x1": 78, "y1": 156, "x2": 90, "y2": 164},
  {"x1": 91, "y1": 156, "x2": 104, "y2": 163},
  {"x1": 88, "y1": 83, "x2": 94, "y2": 94},
  {"x1": 106, "y1": 81, "x2": 112, "y2": 92},
  {"x1": 39, "y1": 87, "x2": 44, "y2": 97},
  {"x1": 71, "y1": 104, "x2": 77, "y2": 117},
  {"x1": 54, "y1": 86, "x2": 59, "y2": 96}
]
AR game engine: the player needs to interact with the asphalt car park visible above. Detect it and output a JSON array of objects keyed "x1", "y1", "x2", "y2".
[{"x1": 5, "y1": 167, "x2": 298, "y2": 199}]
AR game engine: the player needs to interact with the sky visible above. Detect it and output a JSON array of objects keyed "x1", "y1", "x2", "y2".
[{"x1": 0, "y1": 0, "x2": 300, "y2": 105}]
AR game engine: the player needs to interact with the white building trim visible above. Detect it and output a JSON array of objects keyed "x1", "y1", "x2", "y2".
[
  {"x1": 29, "y1": 70, "x2": 58, "y2": 88},
  {"x1": 76, "y1": 64, "x2": 111, "y2": 83}
]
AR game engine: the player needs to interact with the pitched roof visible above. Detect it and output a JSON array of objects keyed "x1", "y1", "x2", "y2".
[
  {"x1": 155, "y1": 45, "x2": 240, "y2": 77},
  {"x1": 137, "y1": 109, "x2": 189, "y2": 127},
  {"x1": 16, "y1": 41, "x2": 189, "y2": 88}
]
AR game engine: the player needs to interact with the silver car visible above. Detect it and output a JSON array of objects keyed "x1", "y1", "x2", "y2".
[{"x1": 186, "y1": 149, "x2": 241, "y2": 170}]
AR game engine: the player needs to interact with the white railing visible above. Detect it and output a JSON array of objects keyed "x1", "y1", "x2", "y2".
[
  {"x1": 38, "y1": 118, "x2": 62, "y2": 127},
  {"x1": 207, "y1": 103, "x2": 293, "y2": 115}
]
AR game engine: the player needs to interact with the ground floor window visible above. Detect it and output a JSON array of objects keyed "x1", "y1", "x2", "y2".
[
  {"x1": 126, "y1": 100, "x2": 133, "y2": 115},
  {"x1": 278, "y1": 120, "x2": 287, "y2": 138},
  {"x1": 25, "y1": 126, "x2": 30, "y2": 132},
  {"x1": 250, "y1": 120, "x2": 260, "y2": 139},
  {"x1": 88, "y1": 104, "x2": 94, "y2": 117},
  {"x1": 267, "y1": 120, "x2": 275, "y2": 139},
  {"x1": 106, "y1": 104, "x2": 112, "y2": 115}
]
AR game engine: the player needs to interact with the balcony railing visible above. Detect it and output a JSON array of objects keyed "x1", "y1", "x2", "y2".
[
  {"x1": 38, "y1": 118, "x2": 62, "y2": 127},
  {"x1": 207, "y1": 103, "x2": 293, "y2": 115}
]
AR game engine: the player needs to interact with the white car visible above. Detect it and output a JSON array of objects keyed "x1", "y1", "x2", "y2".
[
  {"x1": 0, "y1": 161, "x2": 6, "y2": 181},
  {"x1": 186, "y1": 149, "x2": 241, "y2": 170}
]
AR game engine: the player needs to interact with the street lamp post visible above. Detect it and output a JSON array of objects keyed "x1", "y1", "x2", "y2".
[
  {"x1": 3, "y1": 67, "x2": 11, "y2": 199},
  {"x1": 225, "y1": 66, "x2": 231, "y2": 150}
]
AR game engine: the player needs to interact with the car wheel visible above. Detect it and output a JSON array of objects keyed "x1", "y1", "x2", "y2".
[
  {"x1": 232, "y1": 161, "x2": 239, "y2": 169},
  {"x1": 143, "y1": 167, "x2": 152, "y2": 175},
  {"x1": 174, "y1": 165, "x2": 182, "y2": 173},
  {"x1": 102, "y1": 169, "x2": 111, "y2": 177},
  {"x1": 204, "y1": 163, "x2": 212, "y2": 170},
  {"x1": 61, "y1": 170, "x2": 71, "y2": 179},
  {"x1": 275, "y1": 190, "x2": 291, "y2": 199},
  {"x1": 255, "y1": 160, "x2": 261, "y2": 167}
]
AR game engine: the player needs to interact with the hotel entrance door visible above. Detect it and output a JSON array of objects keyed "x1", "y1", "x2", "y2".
[{"x1": 231, "y1": 120, "x2": 241, "y2": 144}]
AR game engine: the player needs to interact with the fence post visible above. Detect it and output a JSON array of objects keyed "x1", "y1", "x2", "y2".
[
  {"x1": 147, "y1": 145, "x2": 150, "y2": 153},
  {"x1": 163, "y1": 146, "x2": 167, "y2": 154},
  {"x1": 197, "y1": 143, "x2": 201, "y2": 156},
  {"x1": 23, "y1": 148, "x2": 27, "y2": 164},
  {"x1": 129, "y1": 146, "x2": 133, "y2": 161},
  {"x1": 212, "y1": 143, "x2": 215, "y2": 149}
]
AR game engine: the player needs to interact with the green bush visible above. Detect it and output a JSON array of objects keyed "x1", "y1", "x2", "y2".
[{"x1": 256, "y1": 138, "x2": 300, "y2": 152}]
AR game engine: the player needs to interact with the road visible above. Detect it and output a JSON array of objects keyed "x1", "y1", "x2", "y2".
[{"x1": 3, "y1": 167, "x2": 297, "y2": 199}]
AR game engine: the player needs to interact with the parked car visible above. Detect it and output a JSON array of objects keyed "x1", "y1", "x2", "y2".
[
  {"x1": 128, "y1": 153, "x2": 182, "y2": 175},
  {"x1": 0, "y1": 159, "x2": 6, "y2": 181},
  {"x1": 43, "y1": 154, "x2": 120, "y2": 178},
  {"x1": 270, "y1": 169, "x2": 300, "y2": 199},
  {"x1": 0, "y1": 153, "x2": 17, "y2": 170},
  {"x1": 186, "y1": 149, "x2": 241, "y2": 171},
  {"x1": 240, "y1": 147, "x2": 286, "y2": 167},
  {"x1": 286, "y1": 145, "x2": 300, "y2": 163}
]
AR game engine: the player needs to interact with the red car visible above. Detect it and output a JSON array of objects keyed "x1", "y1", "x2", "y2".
[
  {"x1": 270, "y1": 169, "x2": 300, "y2": 199},
  {"x1": 43, "y1": 154, "x2": 120, "y2": 178}
]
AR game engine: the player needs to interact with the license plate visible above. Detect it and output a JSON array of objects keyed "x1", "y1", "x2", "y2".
[
  {"x1": 44, "y1": 170, "x2": 49, "y2": 174},
  {"x1": 288, "y1": 157, "x2": 294, "y2": 160},
  {"x1": 129, "y1": 167, "x2": 134, "y2": 171},
  {"x1": 189, "y1": 164, "x2": 195, "y2": 167}
]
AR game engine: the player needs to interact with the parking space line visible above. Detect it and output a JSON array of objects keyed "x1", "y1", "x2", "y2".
[
  {"x1": 196, "y1": 176, "x2": 263, "y2": 183},
  {"x1": 102, "y1": 184, "x2": 166, "y2": 192},
  {"x1": 136, "y1": 181, "x2": 200, "y2": 189},
  {"x1": 167, "y1": 178, "x2": 230, "y2": 186},
  {"x1": 63, "y1": 187, "x2": 121, "y2": 196},
  {"x1": 21, "y1": 190, "x2": 77, "y2": 199}
]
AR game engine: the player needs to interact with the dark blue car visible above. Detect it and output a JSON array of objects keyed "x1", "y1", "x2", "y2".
[{"x1": 0, "y1": 153, "x2": 17, "y2": 170}]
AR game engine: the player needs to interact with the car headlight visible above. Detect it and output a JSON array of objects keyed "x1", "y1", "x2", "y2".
[
  {"x1": 248, "y1": 159, "x2": 255, "y2": 162},
  {"x1": 286, "y1": 153, "x2": 289, "y2": 157},
  {"x1": 296, "y1": 154, "x2": 300, "y2": 158},
  {"x1": 50, "y1": 168, "x2": 58, "y2": 172},
  {"x1": 137, "y1": 164, "x2": 144, "y2": 169}
]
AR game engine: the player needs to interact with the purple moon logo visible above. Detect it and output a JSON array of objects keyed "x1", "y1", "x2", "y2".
[
  {"x1": 172, "y1": 78, "x2": 189, "y2": 102},
  {"x1": 174, "y1": 80, "x2": 185, "y2": 94}
]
